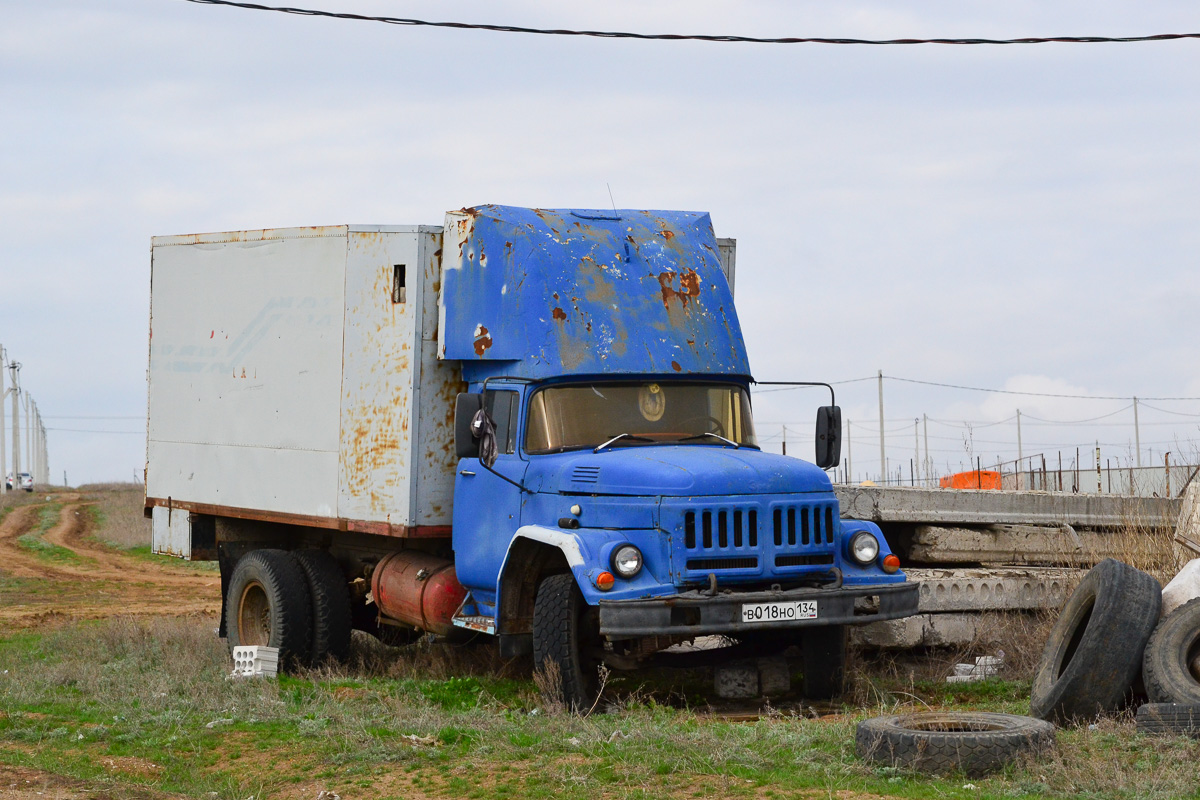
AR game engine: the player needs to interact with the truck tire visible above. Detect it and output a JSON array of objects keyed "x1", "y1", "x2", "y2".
[
  {"x1": 1143, "y1": 597, "x2": 1200, "y2": 704},
  {"x1": 294, "y1": 549, "x2": 352, "y2": 666},
  {"x1": 1135, "y1": 702, "x2": 1200, "y2": 737},
  {"x1": 532, "y1": 573, "x2": 601, "y2": 713},
  {"x1": 1030, "y1": 558, "x2": 1161, "y2": 723},
  {"x1": 802, "y1": 625, "x2": 846, "y2": 700},
  {"x1": 225, "y1": 549, "x2": 313, "y2": 671},
  {"x1": 856, "y1": 712, "x2": 1055, "y2": 777}
]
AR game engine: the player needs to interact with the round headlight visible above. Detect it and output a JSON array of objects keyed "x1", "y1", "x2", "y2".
[
  {"x1": 611, "y1": 544, "x2": 643, "y2": 578},
  {"x1": 849, "y1": 531, "x2": 880, "y2": 565}
]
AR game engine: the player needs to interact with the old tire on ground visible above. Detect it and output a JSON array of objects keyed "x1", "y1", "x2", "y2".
[
  {"x1": 225, "y1": 549, "x2": 313, "y2": 670},
  {"x1": 1030, "y1": 558, "x2": 1161, "y2": 723},
  {"x1": 532, "y1": 573, "x2": 602, "y2": 713},
  {"x1": 801, "y1": 625, "x2": 846, "y2": 700},
  {"x1": 1135, "y1": 702, "x2": 1200, "y2": 737},
  {"x1": 856, "y1": 712, "x2": 1055, "y2": 777},
  {"x1": 1143, "y1": 597, "x2": 1200, "y2": 705},
  {"x1": 293, "y1": 549, "x2": 353, "y2": 666}
]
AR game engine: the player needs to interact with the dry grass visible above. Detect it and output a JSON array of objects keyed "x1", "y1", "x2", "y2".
[{"x1": 82, "y1": 482, "x2": 149, "y2": 549}]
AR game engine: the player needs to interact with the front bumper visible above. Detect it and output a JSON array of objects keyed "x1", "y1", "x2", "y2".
[{"x1": 598, "y1": 581, "x2": 919, "y2": 637}]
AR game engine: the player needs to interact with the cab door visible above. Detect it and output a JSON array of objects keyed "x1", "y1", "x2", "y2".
[{"x1": 451, "y1": 390, "x2": 526, "y2": 614}]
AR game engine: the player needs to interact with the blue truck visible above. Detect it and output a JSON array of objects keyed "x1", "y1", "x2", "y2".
[{"x1": 145, "y1": 205, "x2": 918, "y2": 707}]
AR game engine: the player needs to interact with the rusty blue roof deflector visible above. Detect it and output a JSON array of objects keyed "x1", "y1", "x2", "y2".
[{"x1": 438, "y1": 205, "x2": 751, "y2": 383}]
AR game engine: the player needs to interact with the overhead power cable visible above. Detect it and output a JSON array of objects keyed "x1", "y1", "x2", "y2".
[
  {"x1": 183, "y1": 1, "x2": 1200, "y2": 46},
  {"x1": 885, "y1": 375, "x2": 1200, "y2": 401}
]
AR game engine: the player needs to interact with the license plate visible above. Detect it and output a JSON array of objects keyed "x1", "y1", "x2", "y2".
[{"x1": 742, "y1": 600, "x2": 818, "y2": 624}]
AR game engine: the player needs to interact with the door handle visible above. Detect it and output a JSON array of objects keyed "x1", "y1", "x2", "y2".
[{"x1": 459, "y1": 470, "x2": 476, "y2": 476}]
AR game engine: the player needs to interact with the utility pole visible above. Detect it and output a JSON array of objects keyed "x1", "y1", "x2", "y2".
[
  {"x1": 781, "y1": 425, "x2": 787, "y2": 456},
  {"x1": 923, "y1": 414, "x2": 930, "y2": 487},
  {"x1": 1016, "y1": 409, "x2": 1023, "y2": 491},
  {"x1": 846, "y1": 419, "x2": 853, "y2": 484},
  {"x1": 8, "y1": 361, "x2": 19, "y2": 483},
  {"x1": 24, "y1": 393, "x2": 32, "y2": 482},
  {"x1": 877, "y1": 370, "x2": 885, "y2": 483},
  {"x1": 1133, "y1": 396, "x2": 1142, "y2": 468},
  {"x1": 913, "y1": 419, "x2": 919, "y2": 486}
]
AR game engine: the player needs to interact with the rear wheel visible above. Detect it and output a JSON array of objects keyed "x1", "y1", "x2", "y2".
[
  {"x1": 293, "y1": 549, "x2": 352, "y2": 666},
  {"x1": 532, "y1": 573, "x2": 602, "y2": 712},
  {"x1": 225, "y1": 549, "x2": 313, "y2": 670}
]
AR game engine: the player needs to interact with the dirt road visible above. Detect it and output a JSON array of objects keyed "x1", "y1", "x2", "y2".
[{"x1": 0, "y1": 497, "x2": 220, "y2": 630}]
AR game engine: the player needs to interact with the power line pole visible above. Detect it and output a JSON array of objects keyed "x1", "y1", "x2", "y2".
[
  {"x1": 877, "y1": 370, "x2": 885, "y2": 483},
  {"x1": 1133, "y1": 396, "x2": 1141, "y2": 468},
  {"x1": 913, "y1": 418, "x2": 919, "y2": 486},
  {"x1": 23, "y1": 393, "x2": 32, "y2": 481},
  {"x1": 781, "y1": 425, "x2": 787, "y2": 456},
  {"x1": 1016, "y1": 408, "x2": 1023, "y2": 491},
  {"x1": 8, "y1": 361, "x2": 20, "y2": 482},
  {"x1": 846, "y1": 419, "x2": 852, "y2": 483},
  {"x1": 923, "y1": 413, "x2": 930, "y2": 486}
]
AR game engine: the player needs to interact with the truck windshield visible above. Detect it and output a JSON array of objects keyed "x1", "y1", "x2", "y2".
[{"x1": 524, "y1": 382, "x2": 758, "y2": 454}]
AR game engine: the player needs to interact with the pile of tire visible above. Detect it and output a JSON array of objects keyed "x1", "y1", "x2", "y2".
[
  {"x1": 1029, "y1": 559, "x2": 1162, "y2": 723},
  {"x1": 1137, "y1": 596, "x2": 1200, "y2": 736}
]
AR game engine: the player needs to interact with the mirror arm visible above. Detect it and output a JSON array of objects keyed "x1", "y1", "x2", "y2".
[{"x1": 753, "y1": 381, "x2": 836, "y2": 406}]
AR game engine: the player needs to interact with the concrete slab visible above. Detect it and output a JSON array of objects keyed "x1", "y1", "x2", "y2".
[
  {"x1": 907, "y1": 567, "x2": 1080, "y2": 612},
  {"x1": 906, "y1": 524, "x2": 1130, "y2": 566},
  {"x1": 852, "y1": 613, "x2": 993, "y2": 649},
  {"x1": 1174, "y1": 483, "x2": 1200, "y2": 556},
  {"x1": 836, "y1": 485, "x2": 1178, "y2": 530}
]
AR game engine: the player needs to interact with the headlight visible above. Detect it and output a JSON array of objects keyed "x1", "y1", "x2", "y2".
[
  {"x1": 611, "y1": 544, "x2": 643, "y2": 578},
  {"x1": 848, "y1": 531, "x2": 880, "y2": 565}
]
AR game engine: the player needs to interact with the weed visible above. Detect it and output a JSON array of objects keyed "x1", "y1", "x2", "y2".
[{"x1": 82, "y1": 484, "x2": 149, "y2": 550}]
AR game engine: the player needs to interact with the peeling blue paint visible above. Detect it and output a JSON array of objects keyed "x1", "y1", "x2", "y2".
[{"x1": 439, "y1": 205, "x2": 751, "y2": 384}]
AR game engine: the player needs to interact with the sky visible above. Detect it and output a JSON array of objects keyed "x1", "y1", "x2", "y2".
[{"x1": 2, "y1": 1, "x2": 1199, "y2": 486}]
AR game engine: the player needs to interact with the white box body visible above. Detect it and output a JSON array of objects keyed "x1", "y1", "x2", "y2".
[{"x1": 146, "y1": 225, "x2": 463, "y2": 546}]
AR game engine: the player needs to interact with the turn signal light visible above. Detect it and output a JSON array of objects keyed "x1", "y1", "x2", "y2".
[
  {"x1": 595, "y1": 571, "x2": 616, "y2": 591},
  {"x1": 881, "y1": 554, "x2": 901, "y2": 574}
]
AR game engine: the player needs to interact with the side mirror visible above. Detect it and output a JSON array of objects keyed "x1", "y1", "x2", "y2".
[
  {"x1": 455, "y1": 393, "x2": 484, "y2": 459},
  {"x1": 815, "y1": 406, "x2": 842, "y2": 469}
]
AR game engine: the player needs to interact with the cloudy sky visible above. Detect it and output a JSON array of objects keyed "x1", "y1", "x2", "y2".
[{"x1": 2, "y1": 1, "x2": 1199, "y2": 486}]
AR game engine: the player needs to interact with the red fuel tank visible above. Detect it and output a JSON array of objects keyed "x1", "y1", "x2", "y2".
[{"x1": 370, "y1": 550, "x2": 467, "y2": 637}]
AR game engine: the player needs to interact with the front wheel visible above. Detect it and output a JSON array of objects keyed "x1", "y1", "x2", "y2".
[{"x1": 532, "y1": 573, "x2": 603, "y2": 712}]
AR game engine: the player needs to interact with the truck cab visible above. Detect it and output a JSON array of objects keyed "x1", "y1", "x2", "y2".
[{"x1": 437, "y1": 207, "x2": 918, "y2": 707}]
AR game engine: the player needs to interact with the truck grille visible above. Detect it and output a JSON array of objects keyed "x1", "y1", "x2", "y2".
[{"x1": 664, "y1": 497, "x2": 840, "y2": 583}]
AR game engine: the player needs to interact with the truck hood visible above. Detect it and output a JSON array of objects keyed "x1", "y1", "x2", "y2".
[{"x1": 529, "y1": 446, "x2": 834, "y2": 497}]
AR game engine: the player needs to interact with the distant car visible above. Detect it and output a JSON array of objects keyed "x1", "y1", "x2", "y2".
[{"x1": 18, "y1": 472, "x2": 33, "y2": 492}]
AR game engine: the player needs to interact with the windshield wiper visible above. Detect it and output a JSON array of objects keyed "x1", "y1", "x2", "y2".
[
  {"x1": 594, "y1": 433, "x2": 654, "y2": 453},
  {"x1": 676, "y1": 432, "x2": 740, "y2": 448}
]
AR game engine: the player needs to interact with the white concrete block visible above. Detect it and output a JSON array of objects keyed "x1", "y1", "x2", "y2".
[
  {"x1": 1162, "y1": 558, "x2": 1200, "y2": 618},
  {"x1": 714, "y1": 662, "x2": 757, "y2": 699},
  {"x1": 232, "y1": 645, "x2": 279, "y2": 678},
  {"x1": 757, "y1": 656, "x2": 791, "y2": 696}
]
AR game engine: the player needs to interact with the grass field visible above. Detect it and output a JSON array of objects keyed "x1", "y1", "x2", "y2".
[{"x1": 0, "y1": 486, "x2": 1197, "y2": 799}]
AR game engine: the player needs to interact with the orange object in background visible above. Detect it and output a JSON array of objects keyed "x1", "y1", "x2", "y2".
[{"x1": 939, "y1": 470, "x2": 1002, "y2": 490}]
